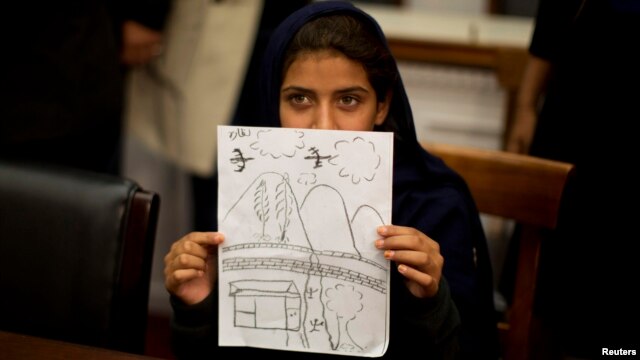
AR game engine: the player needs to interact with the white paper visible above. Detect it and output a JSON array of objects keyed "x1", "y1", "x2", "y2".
[{"x1": 217, "y1": 125, "x2": 393, "y2": 357}]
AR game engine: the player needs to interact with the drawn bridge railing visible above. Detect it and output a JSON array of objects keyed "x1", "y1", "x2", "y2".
[{"x1": 221, "y1": 255, "x2": 387, "y2": 294}]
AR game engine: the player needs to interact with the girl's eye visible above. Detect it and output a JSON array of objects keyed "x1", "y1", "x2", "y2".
[
  {"x1": 290, "y1": 94, "x2": 310, "y2": 104},
  {"x1": 339, "y1": 96, "x2": 358, "y2": 106}
]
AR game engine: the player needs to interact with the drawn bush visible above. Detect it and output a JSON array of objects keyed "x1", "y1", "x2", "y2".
[{"x1": 325, "y1": 284, "x2": 364, "y2": 351}]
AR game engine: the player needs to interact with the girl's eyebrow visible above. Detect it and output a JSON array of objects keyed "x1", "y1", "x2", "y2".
[
  {"x1": 281, "y1": 86, "x2": 369, "y2": 94},
  {"x1": 281, "y1": 86, "x2": 312, "y2": 93},
  {"x1": 335, "y1": 86, "x2": 369, "y2": 94}
]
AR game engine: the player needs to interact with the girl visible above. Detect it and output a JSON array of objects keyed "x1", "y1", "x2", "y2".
[{"x1": 164, "y1": 2, "x2": 497, "y2": 358}]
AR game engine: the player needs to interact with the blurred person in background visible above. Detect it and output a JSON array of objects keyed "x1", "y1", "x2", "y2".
[
  {"x1": 506, "y1": 0, "x2": 640, "y2": 357},
  {"x1": 1, "y1": 0, "x2": 170, "y2": 175}
]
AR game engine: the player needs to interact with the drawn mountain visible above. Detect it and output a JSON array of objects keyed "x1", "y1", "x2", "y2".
[
  {"x1": 299, "y1": 184, "x2": 358, "y2": 254},
  {"x1": 350, "y1": 206, "x2": 387, "y2": 267},
  {"x1": 223, "y1": 172, "x2": 386, "y2": 263},
  {"x1": 298, "y1": 186, "x2": 386, "y2": 266}
]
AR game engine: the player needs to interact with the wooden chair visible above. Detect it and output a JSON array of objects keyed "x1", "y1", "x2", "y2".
[
  {"x1": 0, "y1": 161, "x2": 160, "y2": 354},
  {"x1": 422, "y1": 142, "x2": 575, "y2": 360}
]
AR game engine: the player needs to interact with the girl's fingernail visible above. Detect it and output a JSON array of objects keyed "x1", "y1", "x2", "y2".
[
  {"x1": 378, "y1": 226, "x2": 387, "y2": 235},
  {"x1": 375, "y1": 240, "x2": 384, "y2": 249},
  {"x1": 384, "y1": 250, "x2": 394, "y2": 259},
  {"x1": 398, "y1": 264, "x2": 407, "y2": 273}
]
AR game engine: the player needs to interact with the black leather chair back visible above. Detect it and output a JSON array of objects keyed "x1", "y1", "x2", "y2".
[{"x1": 0, "y1": 161, "x2": 159, "y2": 354}]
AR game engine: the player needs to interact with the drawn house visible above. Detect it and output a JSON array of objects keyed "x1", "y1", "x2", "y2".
[{"x1": 229, "y1": 280, "x2": 301, "y2": 331}]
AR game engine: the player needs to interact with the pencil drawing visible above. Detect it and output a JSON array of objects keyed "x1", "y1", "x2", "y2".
[{"x1": 218, "y1": 126, "x2": 392, "y2": 356}]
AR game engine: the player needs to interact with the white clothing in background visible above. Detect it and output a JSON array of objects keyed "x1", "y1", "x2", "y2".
[{"x1": 126, "y1": 0, "x2": 263, "y2": 176}]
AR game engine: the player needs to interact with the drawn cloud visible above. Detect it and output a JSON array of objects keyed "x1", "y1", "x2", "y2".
[
  {"x1": 250, "y1": 129, "x2": 305, "y2": 159},
  {"x1": 329, "y1": 137, "x2": 381, "y2": 184},
  {"x1": 297, "y1": 173, "x2": 317, "y2": 185}
]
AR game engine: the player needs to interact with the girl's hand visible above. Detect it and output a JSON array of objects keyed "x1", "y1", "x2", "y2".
[
  {"x1": 375, "y1": 225, "x2": 443, "y2": 298},
  {"x1": 164, "y1": 232, "x2": 224, "y2": 305}
]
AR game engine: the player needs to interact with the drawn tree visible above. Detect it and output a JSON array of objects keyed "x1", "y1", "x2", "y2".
[
  {"x1": 275, "y1": 174, "x2": 294, "y2": 243},
  {"x1": 253, "y1": 179, "x2": 270, "y2": 241},
  {"x1": 325, "y1": 284, "x2": 364, "y2": 352}
]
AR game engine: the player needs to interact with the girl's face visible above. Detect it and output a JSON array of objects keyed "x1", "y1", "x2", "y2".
[{"x1": 279, "y1": 49, "x2": 390, "y2": 131}]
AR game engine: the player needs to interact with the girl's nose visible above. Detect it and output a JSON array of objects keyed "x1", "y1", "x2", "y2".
[{"x1": 313, "y1": 103, "x2": 337, "y2": 130}]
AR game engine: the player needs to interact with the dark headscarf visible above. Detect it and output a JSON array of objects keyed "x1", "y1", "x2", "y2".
[
  {"x1": 259, "y1": 1, "x2": 466, "y2": 187},
  {"x1": 258, "y1": 1, "x2": 498, "y2": 358}
]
